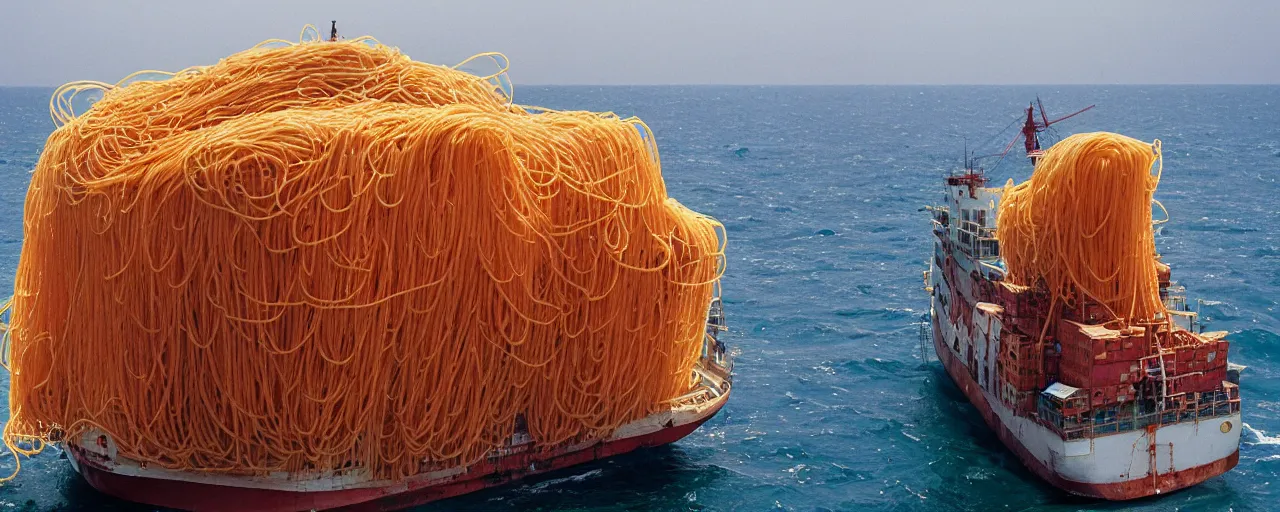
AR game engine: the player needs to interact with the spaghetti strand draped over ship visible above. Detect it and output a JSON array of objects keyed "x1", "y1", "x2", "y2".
[
  {"x1": 996, "y1": 132, "x2": 1164, "y2": 324},
  {"x1": 0, "y1": 30, "x2": 726, "y2": 480}
]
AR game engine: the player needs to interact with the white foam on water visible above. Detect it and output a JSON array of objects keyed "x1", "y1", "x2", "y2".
[
  {"x1": 1243, "y1": 423, "x2": 1280, "y2": 446},
  {"x1": 525, "y1": 468, "x2": 605, "y2": 492}
]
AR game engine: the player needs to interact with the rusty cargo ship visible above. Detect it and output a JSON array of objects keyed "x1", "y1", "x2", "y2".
[{"x1": 921, "y1": 101, "x2": 1243, "y2": 499}]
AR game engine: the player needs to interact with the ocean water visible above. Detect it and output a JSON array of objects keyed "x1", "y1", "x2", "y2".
[{"x1": 0, "y1": 85, "x2": 1277, "y2": 512}]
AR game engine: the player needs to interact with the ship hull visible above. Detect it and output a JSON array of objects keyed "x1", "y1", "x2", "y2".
[
  {"x1": 66, "y1": 389, "x2": 728, "y2": 512},
  {"x1": 932, "y1": 320, "x2": 1238, "y2": 500}
]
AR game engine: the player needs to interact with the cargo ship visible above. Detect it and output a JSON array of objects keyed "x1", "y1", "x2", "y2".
[
  {"x1": 48, "y1": 298, "x2": 730, "y2": 512},
  {"x1": 0, "y1": 21, "x2": 734, "y2": 512},
  {"x1": 921, "y1": 101, "x2": 1243, "y2": 499}
]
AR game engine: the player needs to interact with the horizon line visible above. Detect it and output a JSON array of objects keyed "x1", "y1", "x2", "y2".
[{"x1": 2, "y1": 82, "x2": 1279, "y2": 89}]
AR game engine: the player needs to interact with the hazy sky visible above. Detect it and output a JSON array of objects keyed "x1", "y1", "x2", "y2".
[{"x1": 4, "y1": 1, "x2": 1279, "y2": 86}]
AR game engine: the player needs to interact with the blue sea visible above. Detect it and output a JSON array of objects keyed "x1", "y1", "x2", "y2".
[{"x1": 0, "y1": 85, "x2": 1277, "y2": 511}]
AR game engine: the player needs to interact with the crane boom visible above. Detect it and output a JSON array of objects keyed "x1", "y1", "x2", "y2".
[{"x1": 1045, "y1": 104, "x2": 1095, "y2": 126}]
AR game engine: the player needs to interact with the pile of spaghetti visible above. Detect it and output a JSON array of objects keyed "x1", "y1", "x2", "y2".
[
  {"x1": 997, "y1": 132, "x2": 1164, "y2": 323},
  {"x1": 1, "y1": 34, "x2": 724, "y2": 480}
]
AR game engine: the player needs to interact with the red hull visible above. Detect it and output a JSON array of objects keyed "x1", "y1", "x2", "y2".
[
  {"x1": 72, "y1": 400, "x2": 724, "y2": 512},
  {"x1": 933, "y1": 322, "x2": 1238, "y2": 500}
]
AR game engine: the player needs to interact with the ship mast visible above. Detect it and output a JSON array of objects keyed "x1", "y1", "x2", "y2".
[
  {"x1": 985, "y1": 99, "x2": 1095, "y2": 168},
  {"x1": 1011, "y1": 98, "x2": 1095, "y2": 165}
]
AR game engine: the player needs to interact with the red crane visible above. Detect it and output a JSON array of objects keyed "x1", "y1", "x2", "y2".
[{"x1": 999, "y1": 98, "x2": 1095, "y2": 164}]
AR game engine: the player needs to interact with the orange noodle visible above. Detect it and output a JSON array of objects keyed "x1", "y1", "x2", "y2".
[
  {"x1": 996, "y1": 131, "x2": 1165, "y2": 325},
  {"x1": 0, "y1": 29, "x2": 725, "y2": 481}
]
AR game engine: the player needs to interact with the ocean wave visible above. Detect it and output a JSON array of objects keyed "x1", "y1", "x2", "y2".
[{"x1": 1243, "y1": 423, "x2": 1280, "y2": 446}]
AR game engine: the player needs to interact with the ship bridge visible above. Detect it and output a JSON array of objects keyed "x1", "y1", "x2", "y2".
[{"x1": 928, "y1": 171, "x2": 1006, "y2": 282}]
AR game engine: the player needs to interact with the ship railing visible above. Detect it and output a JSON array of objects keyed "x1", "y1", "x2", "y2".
[
  {"x1": 1161, "y1": 386, "x2": 1239, "y2": 417},
  {"x1": 956, "y1": 221, "x2": 1000, "y2": 260},
  {"x1": 1160, "y1": 289, "x2": 1202, "y2": 332},
  {"x1": 702, "y1": 329, "x2": 729, "y2": 371},
  {"x1": 923, "y1": 205, "x2": 950, "y2": 234},
  {"x1": 925, "y1": 205, "x2": 950, "y2": 220},
  {"x1": 978, "y1": 260, "x2": 1006, "y2": 280},
  {"x1": 1050, "y1": 405, "x2": 1146, "y2": 440},
  {"x1": 932, "y1": 220, "x2": 947, "y2": 239},
  {"x1": 956, "y1": 225, "x2": 971, "y2": 247},
  {"x1": 669, "y1": 386, "x2": 716, "y2": 407},
  {"x1": 959, "y1": 221, "x2": 997, "y2": 238},
  {"x1": 702, "y1": 293, "x2": 731, "y2": 372},
  {"x1": 1167, "y1": 310, "x2": 1199, "y2": 333},
  {"x1": 1045, "y1": 390, "x2": 1240, "y2": 440},
  {"x1": 707, "y1": 296, "x2": 726, "y2": 332}
]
